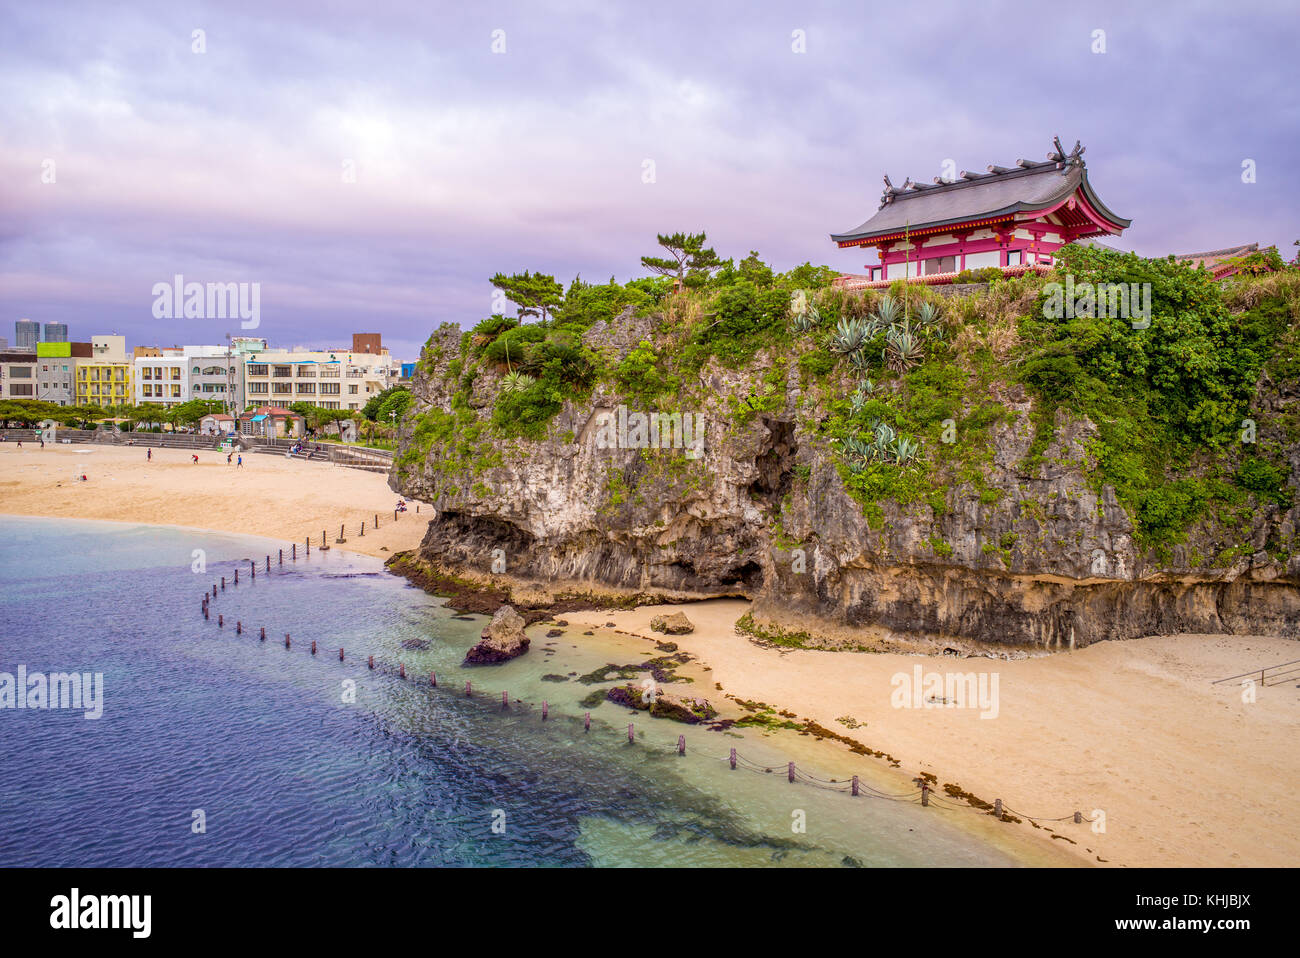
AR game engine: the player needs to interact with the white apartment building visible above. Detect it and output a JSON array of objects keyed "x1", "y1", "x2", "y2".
[
  {"x1": 133, "y1": 349, "x2": 186, "y2": 407},
  {"x1": 242, "y1": 347, "x2": 395, "y2": 412}
]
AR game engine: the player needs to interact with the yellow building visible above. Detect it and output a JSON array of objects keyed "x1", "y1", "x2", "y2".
[{"x1": 75, "y1": 363, "x2": 133, "y2": 407}]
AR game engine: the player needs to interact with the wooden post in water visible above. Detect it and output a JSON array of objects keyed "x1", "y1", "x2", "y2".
[
  {"x1": 203, "y1": 605, "x2": 209, "y2": 620},
  {"x1": 339, "y1": 648, "x2": 344, "y2": 661},
  {"x1": 788, "y1": 762, "x2": 795, "y2": 783},
  {"x1": 234, "y1": 568, "x2": 239, "y2": 584},
  {"x1": 501, "y1": 690, "x2": 508, "y2": 709},
  {"x1": 627, "y1": 723, "x2": 635, "y2": 744},
  {"x1": 279, "y1": 549, "x2": 283, "y2": 565},
  {"x1": 259, "y1": 627, "x2": 266, "y2": 641},
  {"x1": 250, "y1": 560, "x2": 255, "y2": 579},
  {"x1": 542, "y1": 701, "x2": 548, "y2": 720},
  {"x1": 920, "y1": 782, "x2": 930, "y2": 807},
  {"x1": 399, "y1": 663, "x2": 405, "y2": 679},
  {"x1": 359, "y1": 523, "x2": 364, "y2": 537},
  {"x1": 677, "y1": 734, "x2": 686, "y2": 756},
  {"x1": 994, "y1": 799, "x2": 1002, "y2": 818},
  {"x1": 305, "y1": 538, "x2": 309, "y2": 555},
  {"x1": 284, "y1": 634, "x2": 290, "y2": 648},
  {"x1": 465, "y1": 681, "x2": 471, "y2": 697},
  {"x1": 218, "y1": 614, "x2": 223, "y2": 628},
  {"x1": 212, "y1": 585, "x2": 217, "y2": 598},
  {"x1": 584, "y1": 712, "x2": 591, "y2": 733},
  {"x1": 311, "y1": 641, "x2": 317, "y2": 656},
  {"x1": 430, "y1": 671, "x2": 436, "y2": 687},
  {"x1": 221, "y1": 576, "x2": 225, "y2": 590},
  {"x1": 374, "y1": 513, "x2": 378, "y2": 529},
  {"x1": 851, "y1": 775, "x2": 859, "y2": 797},
  {"x1": 236, "y1": 621, "x2": 242, "y2": 635},
  {"x1": 729, "y1": 748, "x2": 736, "y2": 769},
  {"x1": 368, "y1": 655, "x2": 374, "y2": 670},
  {"x1": 266, "y1": 556, "x2": 270, "y2": 572},
  {"x1": 292, "y1": 543, "x2": 297, "y2": 560},
  {"x1": 337, "y1": 524, "x2": 345, "y2": 544}
]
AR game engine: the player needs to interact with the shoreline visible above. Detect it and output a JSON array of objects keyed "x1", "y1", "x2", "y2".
[{"x1": 5, "y1": 445, "x2": 1297, "y2": 867}]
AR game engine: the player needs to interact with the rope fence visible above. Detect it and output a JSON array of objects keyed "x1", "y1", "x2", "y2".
[{"x1": 196, "y1": 546, "x2": 1095, "y2": 831}]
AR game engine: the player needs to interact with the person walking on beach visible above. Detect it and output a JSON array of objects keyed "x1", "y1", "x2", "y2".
[
  {"x1": 236, "y1": 454, "x2": 242, "y2": 468},
  {"x1": 147, "y1": 448, "x2": 152, "y2": 461},
  {"x1": 227, "y1": 452, "x2": 233, "y2": 464},
  {"x1": 192, "y1": 454, "x2": 199, "y2": 464}
]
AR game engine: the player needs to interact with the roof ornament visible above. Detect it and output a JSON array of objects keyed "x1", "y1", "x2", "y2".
[
  {"x1": 1049, "y1": 136, "x2": 1086, "y2": 170},
  {"x1": 880, "y1": 174, "x2": 900, "y2": 207}
]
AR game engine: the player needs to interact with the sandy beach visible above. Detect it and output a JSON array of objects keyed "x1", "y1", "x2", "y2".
[
  {"x1": 4, "y1": 442, "x2": 1297, "y2": 867},
  {"x1": 0, "y1": 443, "x2": 428, "y2": 559}
]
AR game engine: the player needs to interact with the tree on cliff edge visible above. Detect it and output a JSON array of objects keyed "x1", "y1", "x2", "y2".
[
  {"x1": 490, "y1": 271, "x2": 564, "y2": 323},
  {"x1": 641, "y1": 231, "x2": 723, "y2": 290}
]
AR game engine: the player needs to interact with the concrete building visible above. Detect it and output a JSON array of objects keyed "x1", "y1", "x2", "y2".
[
  {"x1": 237, "y1": 405, "x2": 304, "y2": 439},
  {"x1": 75, "y1": 336, "x2": 133, "y2": 408},
  {"x1": 199, "y1": 413, "x2": 236, "y2": 435},
  {"x1": 0, "y1": 351, "x2": 39, "y2": 400},
  {"x1": 133, "y1": 349, "x2": 186, "y2": 407},
  {"x1": 43, "y1": 322, "x2": 68, "y2": 343},
  {"x1": 35, "y1": 342, "x2": 91, "y2": 406},
  {"x1": 241, "y1": 341, "x2": 396, "y2": 413},
  {"x1": 14, "y1": 320, "x2": 39, "y2": 351}
]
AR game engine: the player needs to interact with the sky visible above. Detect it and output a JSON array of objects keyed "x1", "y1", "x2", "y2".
[{"x1": 2, "y1": 0, "x2": 1297, "y2": 361}]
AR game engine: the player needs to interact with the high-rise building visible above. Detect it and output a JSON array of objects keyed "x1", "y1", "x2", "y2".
[
  {"x1": 14, "y1": 320, "x2": 39, "y2": 350},
  {"x1": 43, "y1": 322, "x2": 68, "y2": 343}
]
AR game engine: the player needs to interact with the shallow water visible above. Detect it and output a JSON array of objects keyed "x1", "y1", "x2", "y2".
[{"x1": 0, "y1": 517, "x2": 1028, "y2": 866}]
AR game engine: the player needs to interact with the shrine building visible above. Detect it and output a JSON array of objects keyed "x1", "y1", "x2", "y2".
[{"x1": 831, "y1": 138, "x2": 1131, "y2": 288}]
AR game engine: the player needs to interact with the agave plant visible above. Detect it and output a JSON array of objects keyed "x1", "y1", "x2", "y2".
[
  {"x1": 884, "y1": 323, "x2": 924, "y2": 371},
  {"x1": 841, "y1": 434, "x2": 874, "y2": 464},
  {"x1": 831, "y1": 317, "x2": 869, "y2": 354},
  {"x1": 499, "y1": 370, "x2": 536, "y2": 395},
  {"x1": 916, "y1": 301, "x2": 942, "y2": 329},
  {"x1": 790, "y1": 306, "x2": 819, "y2": 334},
  {"x1": 872, "y1": 421, "x2": 897, "y2": 457},
  {"x1": 872, "y1": 294, "x2": 903, "y2": 328},
  {"x1": 892, "y1": 435, "x2": 921, "y2": 464},
  {"x1": 848, "y1": 349, "x2": 874, "y2": 375}
]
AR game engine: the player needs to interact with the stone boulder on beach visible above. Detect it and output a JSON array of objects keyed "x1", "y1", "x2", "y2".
[
  {"x1": 464, "y1": 605, "x2": 530, "y2": 664},
  {"x1": 650, "y1": 612, "x2": 694, "y2": 635}
]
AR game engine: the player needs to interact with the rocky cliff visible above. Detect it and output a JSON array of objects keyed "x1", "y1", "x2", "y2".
[{"x1": 391, "y1": 271, "x2": 1300, "y2": 650}]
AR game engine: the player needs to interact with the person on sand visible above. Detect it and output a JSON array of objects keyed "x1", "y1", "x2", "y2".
[
  {"x1": 227, "y1": 452, "x2": 233, "y2": 464},
  {"x1": 192, "y1": 454, "x2": 199, "y2": 464},
  {"x1": 147, "y1": 448, "x2": 151, "y2": 461},
  {"x1": 236, "y1": 454, "x2": 242, "y2": 469}
]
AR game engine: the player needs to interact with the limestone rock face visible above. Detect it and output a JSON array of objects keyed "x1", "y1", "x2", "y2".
[
  {"x1": 394, "y1": 317, "x2": 1300, "y2": 649},
  {"x1": 650, "y1": 612, "x2": 694, "y2": 635},
  {"x1": 464, "y1": 605, "x2": 530, "y2": 664}
]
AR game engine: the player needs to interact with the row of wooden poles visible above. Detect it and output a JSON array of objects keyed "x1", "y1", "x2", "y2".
[{"x1": 196, "y1": 549, "x2": 1090, "y2": 824}]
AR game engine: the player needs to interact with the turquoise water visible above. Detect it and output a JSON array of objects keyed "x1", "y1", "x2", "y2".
[{"x1": 0, "y1": 516, "x2": 1024, "y2": 866}]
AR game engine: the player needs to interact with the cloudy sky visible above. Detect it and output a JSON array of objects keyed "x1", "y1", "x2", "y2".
[{"x1": 2, "y1": 0, "x2": 1296, "y2": 360}]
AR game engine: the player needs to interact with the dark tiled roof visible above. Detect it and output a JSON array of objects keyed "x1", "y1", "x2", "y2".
[{"x1": 831, "y1": 140, "x2": 1130, "y2": 245}]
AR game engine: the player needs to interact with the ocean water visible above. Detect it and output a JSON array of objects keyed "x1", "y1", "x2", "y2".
[{"x1": 0, "y1": 517, "x2": 1027, "y2": 867}]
